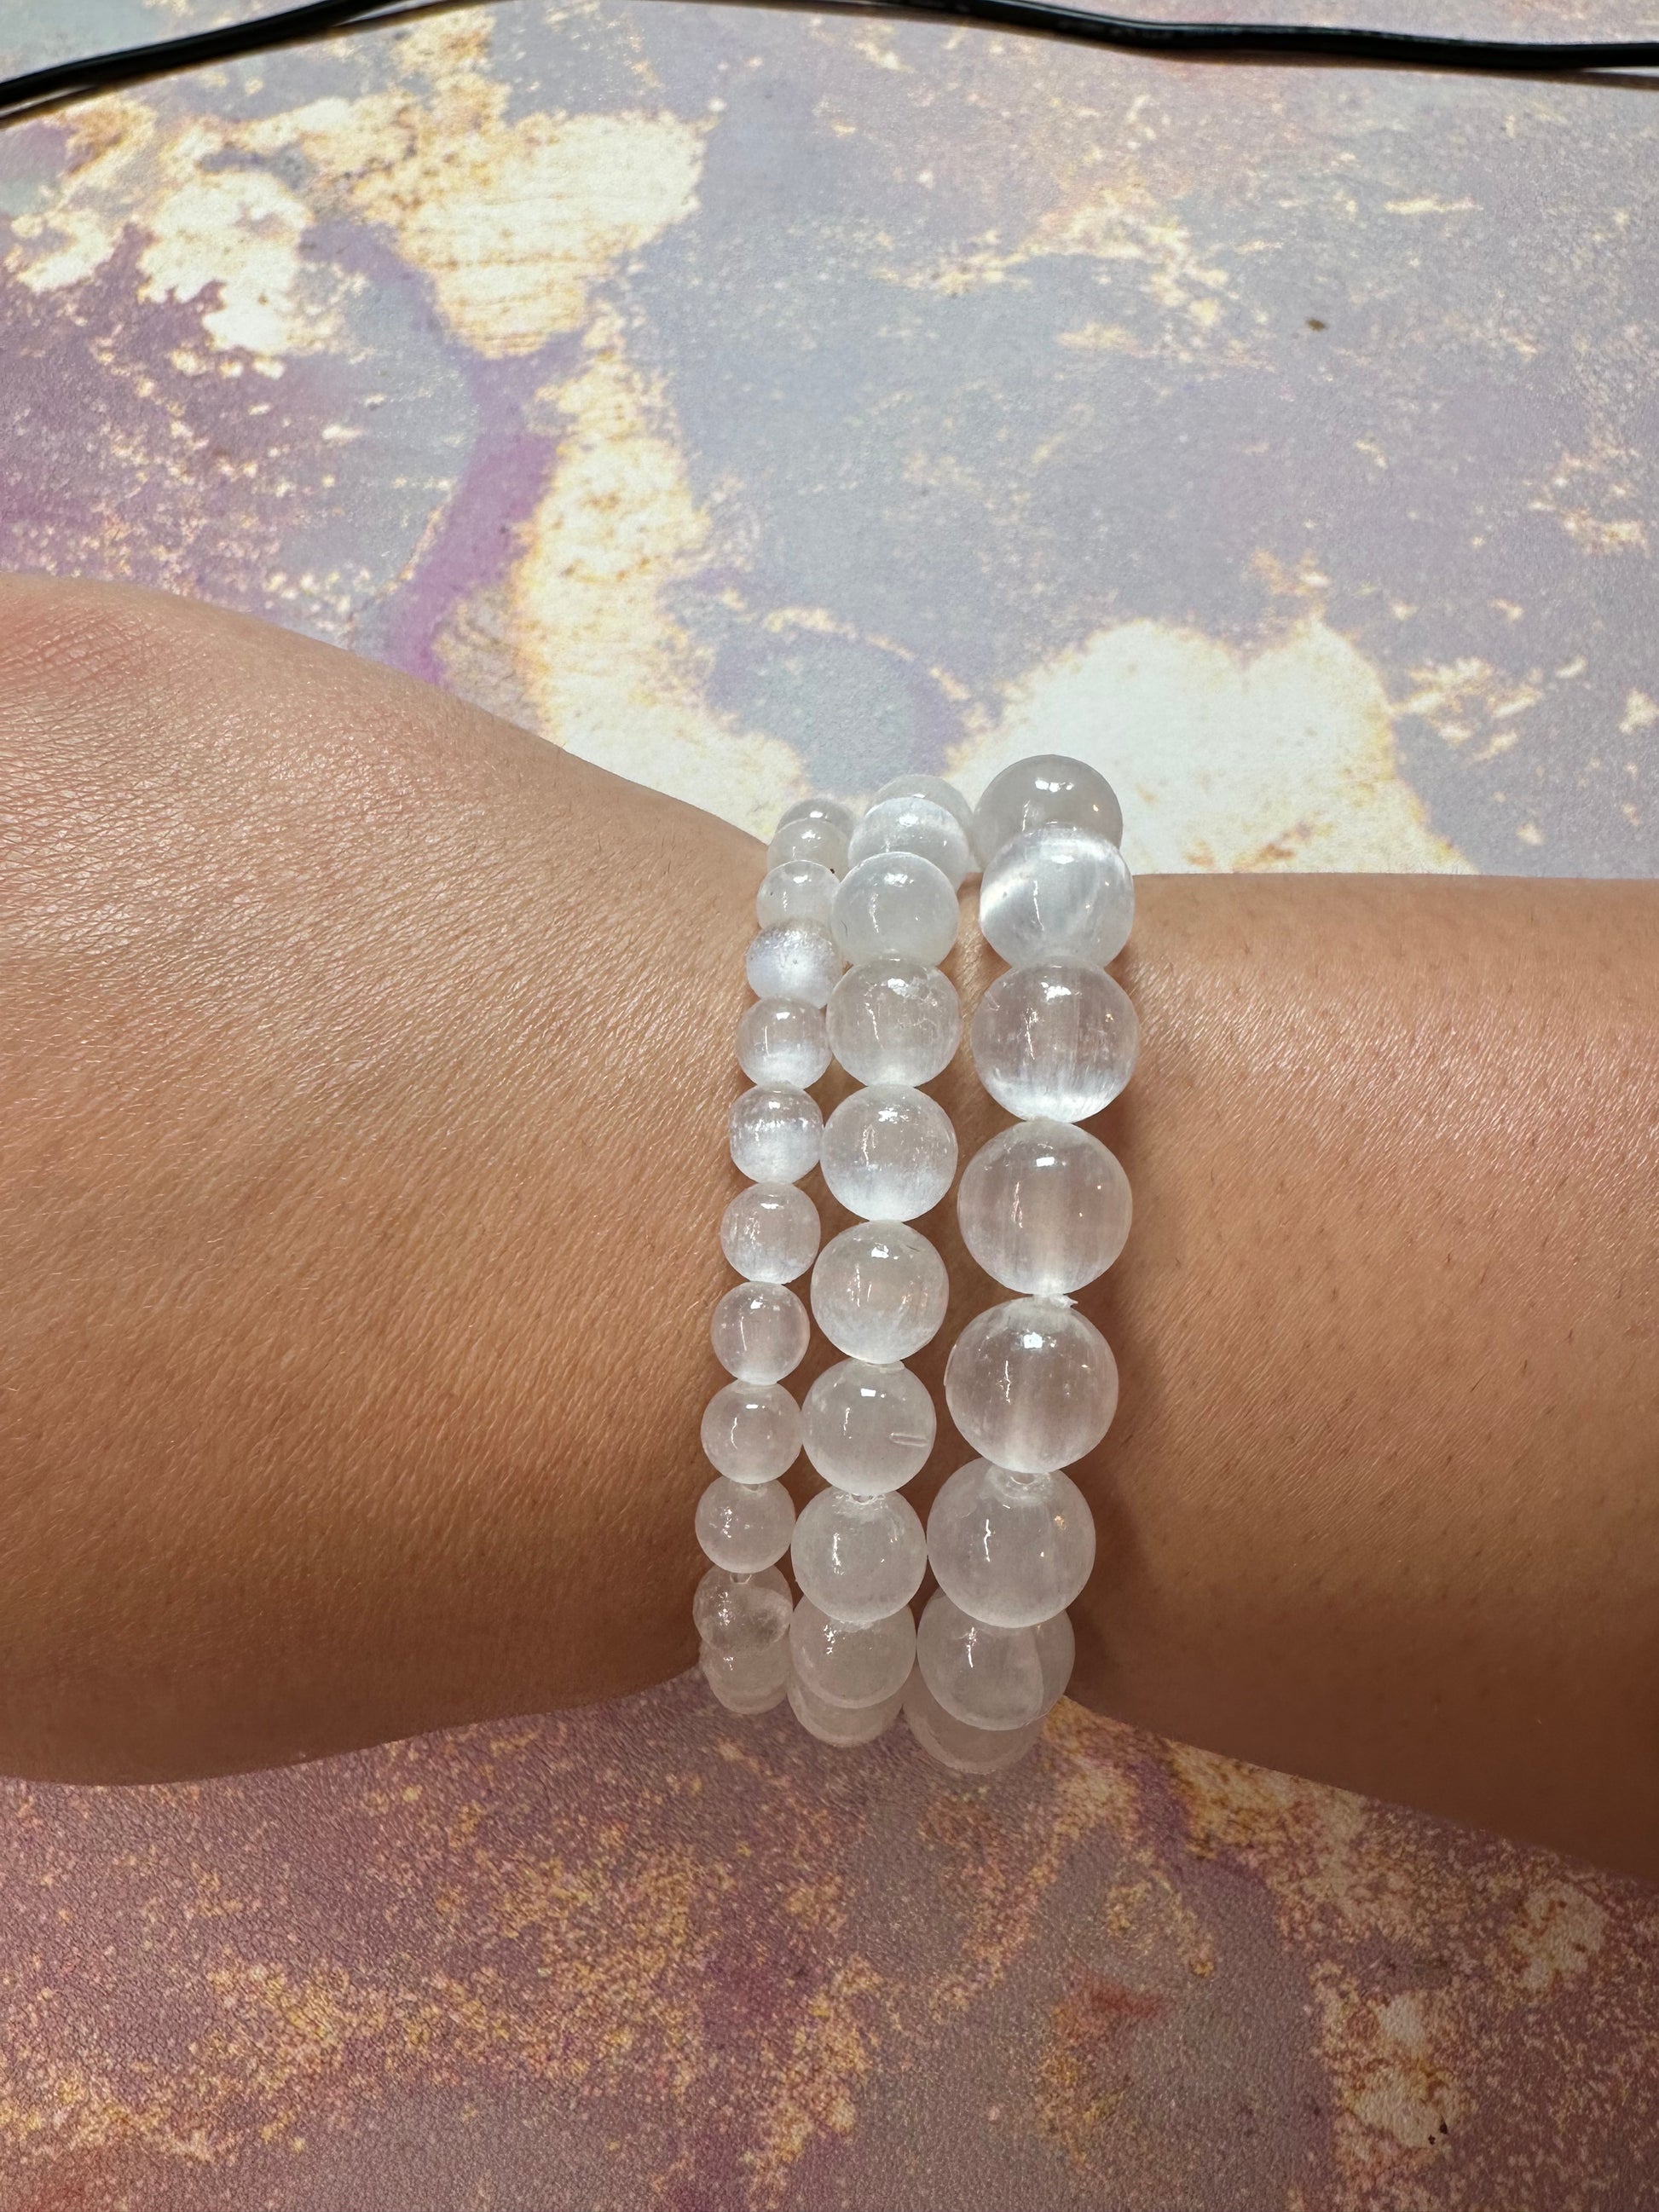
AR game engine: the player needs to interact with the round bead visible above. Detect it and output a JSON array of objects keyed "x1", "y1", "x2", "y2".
[
  {"x1": 789, "y1": 1672, "x2": 905, "y2": 1744},
  {"x1": 694, "y1": 1562, "x2": 793, "y2": 1656},
  {"x1": 826, "y1": 959, "x2": 961, "y2": 1087},
  {"x1": 757, "y1": 859, "x2": 837, "y2": 932},
  {"x1": 720, "y1": 1181, "x2": 820, "y2": 1284},
  {"x1": 819, "y1": 1084, "x2": 957, "y2": 1222},
  {"x1": 970, "y1": 959, "x2": 1138, "y2": 1122},
  {"x1": 791, "y1": 1487, "x2": 927, "y2": 1626},
  {"x1": 729, "y1": 1085, "x2": 822, "y2": 1183},
  {"x1": 970, "y1": 753, "x2": 1124, "y2": 867},
  {"x1": 737, "y1": 999, "x2": 830, "y2": 1089},
  {"x1": 872, "y1": 773, "x2": 974, "y2": 836},
  {"x1": 848, "y1": 795, "x2": 974, "y2": 892},
  {"x1": 768, "y1": 816, "x2": 850, "y2": 875},
  {"x1": 831, "y1": 853, "x2": 959, "y2": 968},
  {"x1": 979, "y1": 825, "x2": 1134, "y2": 969},
  {"x1": 789, "y1": 1596, "x2": 916, "y2": 1708},
  {"x1": 745, "y1": 924, "x2": 842, "y2": 1008},
  {"x1": 697, "y1": 1475, "x2": 795, "y2": 1571},
  {"x1": 702, "y1": 1380, "x2": 801, "y2": 1484},
  {"x1": 916, "y1": 1591, "x2": 1074, "y2": 1731},
  {"x1": 701, "y1": 1635, "x2": 790, "y2": 1714},
  {"x1": 957, "y1": 1118, "x2": 1131, "y2": 1295},
  {"x1": 926, "y1": 1461, "x2": 1096, "y2": 1628},
  {"x1": 811, "y1": 1221, "x2": 950, "y2": 1362},
  {"x1": 944, "y1": 1296, "x2": 1118, "y2": 1473},
  {"x1": 903, "y1": 1667, "x2": 1044, "y2": 1774},
  {"x1": 801, "y1": 1359, "x2": 935, "y2": 1493},
  {"x1": 710, "y1": 1281, "x2": 809, "y2": 1383},
  {"x1": 778, "y1": 795, "x2": 857, "y2": 838}
]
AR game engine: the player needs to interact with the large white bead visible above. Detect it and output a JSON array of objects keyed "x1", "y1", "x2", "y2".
[
  {"x1": 737, "y1": 999, "x2": 830, "y2": 1089},
  {"x1": 944, "y1": 1296, "x2": 1118, "y2": 1472},
  {"x1": 979, "y1": 825, "x2": 1133, "y2": 969},
  {"x1": 694, "y1": 1562, "x2": 793, "y2": 1655},
  {"x1": 729, "y1": 1084, "x2": 822, "y2": 1183},
  {"x1": 757, "y1": 859, "x2": 836, "y2": 932},
  {"x1": 745, "y1": 924, "x2": 842, "y2": 1008},
  {"x1": 826, "y1": 959, "x2": 961, "y2": 1087},
  {"x1": 903, "y1": 1666, "x2": 1044, "y2": 1774},
  {"x1": 848, "y1": 795, "x2": 974, "y2": 891},
  {"x1": 831, "y1": 852, "x2": 959, "y2": 967},
  {"x1": 811, "y1": 1221, "x2": 950, "y2": 1361},
  {"x1": 702, "y1": 1380, "x2": 801, "y2": 1484},
  {"x1": 926, "y1": 1460, "x2": 1096, "y2": 1627},
  {"x1": 916, "y1": 1591, "x2": 1074, "y2": 1730},
  {"x1": 778, "y1": 794, "x2": 856, "y2": 837},
  {"x1": 697, "y1": 1475, "x2": 795, "y2": 1571},
  {"x1": 701, "y1": 1635, "x2": 791, "y2": 1713},
  {"x1": 720, "y1": 1181, "x2": 820, "y2": 1283},
  {"x1": 791, "y1": 1487, "x2": 927, "y2": 1626},
  {"x1": 970, "y1": 958, "x2": 1138, "y2": 1122},
  {"x1": 819, "y1": 1084, "x2": 957, "y2": 1222},
  {"x1": 872, "y1": 772, "x2": 974, "y2": 836},
  {"x1": 970, "y1": 753, "x2": 1123, "y2": 866},
  {"x1": 789, "y1": 1596, "x2": 916, "y2": 1707},
  {"x1": 768, "y1": 816, "x2": 849, "y2": 874},
  {"x1": 710, "y1": 1281, "x2": 809, "y2": 1383},
  {"x1": 957, "y1": 1118, "x2": 1131, "y2": 1295},
  {"x1": 789, "y1": 1672, "x2": 905, "y2": 1744},
  {"x1": 801, "y1": 1359, "x2": 935, "y2": 1493}
]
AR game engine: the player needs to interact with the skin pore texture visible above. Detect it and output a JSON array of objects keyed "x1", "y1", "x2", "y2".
[{"x1": 2, "y1": 575, "x2": 1656, "y2": 1880}]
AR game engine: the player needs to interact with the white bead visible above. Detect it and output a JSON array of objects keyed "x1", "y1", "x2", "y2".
[
  {"x1": 720, "y1": 1181, "x2": 820, "y2": 1283},
  {"x1": 789, "y1": 1596, "x2": 916, "y2": 1707},
  {"x1": 729, "y1": 1084, "x2": 822, "y2": 1183},
  {"x1": 801, "y1": 1359, "x2": 935, "y2": 1493},
  {"x1": 745, "y1": 924, "x2": 841, "y2": 1008},
  {"x1": 944, "y1": 1296, "x2": 1118, "y2": 1473},
  {"x1": 903, "y1": 1667, "x2": 1044, "y2": 1774},
  {"x1": 702, "y1": 1380, "x2": 801, "y2": 1484},
  {"x1": 757, "y1": 859, "x2": 836, "y2": 932},
  {"x1": 957, "y1": 1118, "x2": 1130, "y2": 1295},
  {"x1": 737, "y1": 999, "x2": 830, "y2": 1089},
  {"x1": 811, "y1": 1221, "x2": 950, "y2": 1362},
  {"x1": 789, "y1": 1672, "x2": 905, "y2": 1744},
  {"x1": 979, "y1": 825, "x2": 1133, "y2": 969},
  {"x1": 926, "y1": 1460, "x2": 1096, "y2": 1627},
  {"x1": 831, "y1": 852, "x2": 959, "y2": 967},
  {"x1": 778, "y1": 794, "x2": 856, "y2": 837},
  {"x1": 826, "y1": 959, "x2": 961, "y2": 1087},
  {"x1": 848, "y1": 795, "x2": 973, "y2": 892},
  {"x1": 768, "y1": 816, "x2": 849, "y2": 874},
  {"x1": 819, "y1": 1084, "x2": 957, "y2": 1222},
  {"x1": 697, "y1": 1475, "x2": 795, "y2": 1571},
  {"x1": 701, "y1": 1636, "x2": 790, "y2": 1713},
  {"x1": 710, "y1": 1281, "x2": 809, "y2": 1383},
  {"x1": 694, "y1": 1562, "x2": 793, "y2": 1655},
  {"x1": 916, "y1": 1591, "x2": 1074, "y2": 1731},
  {"x1": 970, "y1": 959, "x2": 1138, "y2": 1122},
  {"x1": 872, "y1": 773, "x2": 974, "y2": 836},
  {"x1": 970, "y1": 753, "x2": 1124, "y2": 867},
  {"x1": 791, "y1": 1487, "x2": 927, "y2": 1626}
]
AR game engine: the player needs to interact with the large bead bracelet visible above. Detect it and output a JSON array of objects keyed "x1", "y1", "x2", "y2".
[{"x1": 692, "y1": 756, "x2": 1136, "y2": 1776}]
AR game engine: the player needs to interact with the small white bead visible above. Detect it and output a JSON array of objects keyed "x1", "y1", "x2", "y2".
[
  {"x1": 702, "y1": 1381, "x2": 801, "y2": 1484},
  {"x1": 701, "y1": 1636, "x2": 790, "y2": 1713},
  {"x1": 872, "y1": 773, "x2": 974, "y2": 836},
  {"x1": 970, "y1": 753, "x2": 1124, "y2": 867},
  {"x1": 819, "y1": 1084, "x2": 957, "y2": 1222},
  {"x1": 757, "y1": 859, "x2": 837, "y2": 932},
  {"x1": 811, "y1": 1221, "x2": 950, "y2": 1362},
  {"x1": 926, "y1": 1460, "x2": 1096, "y2": 1627},
  {"x1": 745, "y1": 923, "x2": 842, "y2": 1008},
  {"x1": 710, "y1": 1281, "x2": 809, "y2": 1383},
  {"x1": 979, "y1": 825, "x2": 1133, "y2": 969},
  {"x1": 944, "y1": 1296, "x2": 1118, "y2": 1473},
  {"x1": 789, "y1": 1672, "x2": 905, "y2": 1744},
  {"x1": 826, "y1": 959, "x2": 961, "y2": 1087},
  {"x1": 916, "y1": 1591, "x2": 1074, "y2": 1730},
  {"x1": 737, "y1": 999, "x2": 830, "y2": 1089},
  {"x1": 697, "y1": 1475, "x2": 795, "y2": 1572},
  {"x1": 729, "y1": 1084, "x2": 822, "y2": 1183},
  {"x1": 957, "y1": 1118, "x2": 1130, "y2": 1295},
  {"x1": 768, "y1": 816, "x2": 849, "y2": 874},
  {"x1": 903, "y1": 1666, "x2": 1044, "y2": 1774},
  {"x1": 970, "y1": 959, "x2": 1138, "y2": 1122},
  {"x1": 831, "y1": 852, "x2": 959, "y2": 967},
  {"x1": 791, "y1": 1487, "x2": 927, "y2": 1626},
  {"x1": 801, "y1": 1359, "x2": 935, "y2": 1493},
  {"x1": 720, "y1": 1181, "x2": 820, "y2": 1283},
  {"x1": 848, "y1": 795, "x2": 974, "y2": 892},
  {"x1": 789, "y1": 1597, "x2": 916, "y2": 1707},
  {"x1": 694, "y1": 1562, "x2": 793, "y2": 1655},
  {"x1": 778, "y1": 795, "x2": 856, "y2": 837}
]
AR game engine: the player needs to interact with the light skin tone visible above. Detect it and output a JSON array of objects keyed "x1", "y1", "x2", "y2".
[{"x1": 3, "y1": 574, "x2": 1656, "y2": 1880}]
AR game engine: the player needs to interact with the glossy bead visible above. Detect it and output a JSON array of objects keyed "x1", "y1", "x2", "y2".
[
  {"x1": 710, "y1": 1281, "x2": 809, "y2": 1383},
  {"x1": 970, "y1": 959, "x2": 1138, "y2": 1122},
  {"x1": 903, "y1": 1666, "x2": 1044, "y2": 1774},
  {"x1": 745, "y1": 924, "x2": 841, "y2": 1008},
  {"x1": 820, "y1": 1084, "x2": 957, "y2": 1222},
  {"x1": 957, "y1": 1118, "x2": 1131, "y2": 1295},
  {"x1": 789, "y1": 1596, "x2": 916, "y2": 1707},
  {"x1": 757, "y1": 859, "x2": 836, "y2": 932},
  {"x1": 702, "y1": 1380, "x2": 801, "y2": 1484},
  {"x1": 789, "y1": 1672, "x2": 905, "y2": 1744},
  {"x1": 927, "y1": 1461, "x2": 1096, "y2": 1627},
  {"x1": 720, "y1": 1181, "x2": 820, "y2": 1284},
  {"x1": 737, "y1": 999, "x2": 830, "y2": 1089},
  {"x1": 944, "y1": 1297, "x2": 1118, "y2": 1473},
  {"x1": 801, "y1": 1359, "x2": 935, "y2": 1493},
  {"x1": 694, "y1": 1562, "x2": 793, "y2": 1655},
  {"x1": 811, "y1": 1221, "x2": 950, "y2": 1362},
  {"x1": 768, "y1": 816, "x2": 850, "y2": 874},
  {"x1": 778, "y1": 794, "x2": 857, "y2": 837},
  {"x1": 791, "y1": 1487, "x2": 927, "y2": 1626},
  {"x1": 729, "y1": 1084, "x2": 822, "y2": 1183},
  {"x1": 970, "y1": 753, "x2": 1123, "y2": 866},
  {"x1": 848, "y1": 795, "x2": 974, "y2": 892},
  {"x1": 916, "y1": 1591, "x2": 1074, "y2": 1730},
  {"x1": 697, "y1": 1475, "x2": 795, "y2": 1572},
  {"x1": 831, "y1": 853, "x2": 959, "y2": 968},
  {"x1": 873, "y1": 773, "x2": 974, "y2": 836},
  {"x1": 979, "y1": 825, "x2": 1133, "y2": 969},
  {"x1": 701, "y1": 1635, "x2": 790, "y2": 1713},
  {"x1": 826, "y1": 959, "x2": 961, "y2": 1087}
]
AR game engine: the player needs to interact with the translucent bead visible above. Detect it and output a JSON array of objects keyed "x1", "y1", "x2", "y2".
[
  {"x1": 957, "y1": 1118, "x2": 1131, "y2": 1295},
  {"x1": 702, "y1": 1380, "x2": 801, "y2": 1484},
  {"x1": 789, "y1": 1596, "x2": 916, "y2": 1707},
  {"x1": 729, "y1": 1084, "x2": 822, "y2": 1183},
  {"x1": 710, "y1": 1281, "x2": 809, "y2": 1383},
  {"x1": 701, "y1": 1635, "x2": 790, "y2": 1714},
  {"x1": 903, "y1": 1667, "x2": 1044, "y2": 1775},
  {"x1": 872, "y1": 772, "x2": 974, "y2": 836},
  {"x1": 979, "y1": 825, "x2": 1134, "y2": 969},
  {"x1": 811, "y1": 1221, "x2": 950, "y2": 1362},
  {"x1": 694, "y1": 1562, "x2": 793, "y2": 1655},
  {"x1": 970, "y1": 753, "x2": 1124, "y2": 867},
  {"x1": 831, "y1": 853, "x2": 959, "y2": 968},
  {"x1": 720, "y1": 1181, "x2": 820, "y2": 1283},
  {"x1": 944, "y1": 1296, "x2": 1118, "y2": 1473},
  {"x1": 792, "y1": 1487, "x2": 927, "y2": 1626},
  {"x1": 737, "y1": 999, "x2": 830, "y2": 1089},
  {"x1": 789, "y1": 1672, "x2": 905, "y2": 1744},
  {"x1": 768, "y1": 816, "x2": 849, "y2": 874},
  {"x1": 926, "y1": 1461, "x2": 1096, "y2": 1627},
  {"x1": 916, "y1": 1591, "x2": 1074, "y2": 1730},
  {"x1": 970, "y1": 959, "x2": 1138, "y2": 1122},
  {"x1": 778, "y1": 794, "x2": 857, "y2": 838},
  {"x1": 696, "y1": 1475, "x2": 795, "y2": 1572},
  {"x1": 826, "y1": 959, "x2": 961, "y2": 1087},
  {"x1": 801, "y1": 1359, "x2": 935, "y2": 1493},
  {"x1": 848, "y1": 795, "x2": 973, "y2": 892},
  {"x1": 820, "y1": 1084, "x2": 957, "y2": 1222},
  {"x1": 745, "y1": 924, "x2": 842, "y2": 1008},
  {"x1": 757, "y1": 859, "x2": 837, "y2": 932}
]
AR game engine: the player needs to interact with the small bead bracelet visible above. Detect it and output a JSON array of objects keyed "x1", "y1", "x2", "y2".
[{"x1": 693, "y1": 757, "x2": 1137, "y2": 1775}]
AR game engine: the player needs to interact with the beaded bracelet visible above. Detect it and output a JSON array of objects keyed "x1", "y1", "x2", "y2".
[{"x1": 693, "y1": 756, "x2": 1137, "y2": 1776}]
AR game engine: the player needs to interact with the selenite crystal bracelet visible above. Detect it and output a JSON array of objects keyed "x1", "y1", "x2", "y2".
[{"x1": 692, "y1": 756, "x2": 1136, "y2": 1776}]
